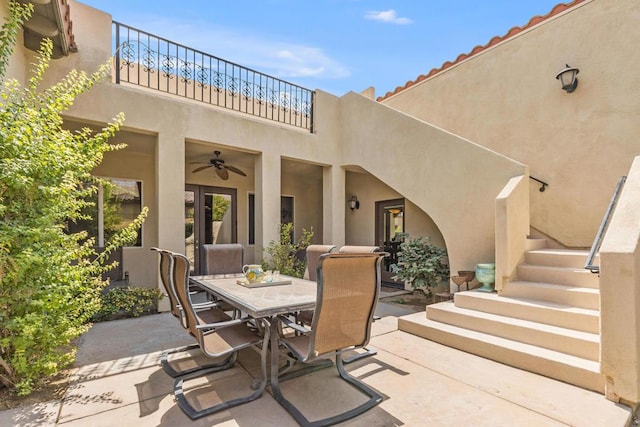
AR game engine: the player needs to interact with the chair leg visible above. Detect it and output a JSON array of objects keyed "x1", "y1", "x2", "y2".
[
  {"x1": 271, "y1": 344, "x2": 382, "y2": 427},
  {"x1": 173, "y1": 327, "x2": 270, "y2": 420},
  {"x1": 342, "y1": 346, "x2": 377, "y2": 364},
  {"x1": 161, "y1": 344, "x2": 236, "y2": 378}
]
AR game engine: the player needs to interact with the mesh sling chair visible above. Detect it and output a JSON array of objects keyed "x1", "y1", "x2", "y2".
[
  {"x1": 297, "y1": 245, "x2": 337, "y2": 326},
  {"x1": 274, "y1": 253, "x2": 385, "y2": 427},
  {"x1": 336, "y1": 245, "x2": 383, "y2": 363},
  {"x1": 202, "y1": 243, "x2": 244, "y2": 275},
  {"x1": 151, "y1": 247, "x2": 233, "y2": 378},
  {"x1": 201, "y1": 243, "x2": 246, "y2": 317},
  {"x1": 170, "y1": 252, "x2": 269, "y2": 420}
]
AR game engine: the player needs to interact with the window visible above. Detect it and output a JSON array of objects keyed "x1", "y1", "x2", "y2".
[
  {"x1": 68, "y1": 178, "x2": 143, "y2": 247},
  {"x1": 248, "y1": 194, "x2": 293, "y2": 245},
  {"x1": 248, "y1": 193, "x2": 255, "y2": 245}
]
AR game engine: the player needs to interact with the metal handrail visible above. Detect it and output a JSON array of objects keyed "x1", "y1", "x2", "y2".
[
  {"x1": 530, "y1": 176, "x2": 549, "y2": 192},
  {"x1": 585, "y1": 176, "x2": 627, "y2": 273},
  {"x1": 112, "y1": 21, "x2": 315, "y2": 132}
]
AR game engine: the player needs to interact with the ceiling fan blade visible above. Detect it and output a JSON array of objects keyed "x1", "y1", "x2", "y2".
[
  {"x1": 225, "y1": 165, "x2": 247, "y2": 176},
  {"x1": 192, "y1": 165, "x2": 212, "y2": 173},
  {"x1": 189, "y1": 161, "x2": 209, "y2": 164},
  {"x1": 216, "y1": 167, "x2": 229, "y2": 180}
]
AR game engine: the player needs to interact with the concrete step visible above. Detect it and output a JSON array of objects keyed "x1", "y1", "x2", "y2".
[
  {"x1": 502, "y1": 281, "x2": 600, "y2": 310},
  {"x1": 525, "y1": 248, "x2": 596, "y2": 269},
  {"x1": 517, "y1": 264, "x2": 599, "y2": 289},
  {"x1": 525, "y1": 238, "x2": 547, "y2": 251},
  {"x1": 399, "y1": 312, "x2": 605, "y2": 394},
  {"x1": 427, "y1": 302, "x2": 599, "y2": 361},
  {"x1": 454, "y1": 291, "x2": 599, "y2": 333}
]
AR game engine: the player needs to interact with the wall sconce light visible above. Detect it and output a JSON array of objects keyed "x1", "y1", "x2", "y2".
[
  {"x1": 555, "y1": 64, "x2": 579, "y2": 93},
  {"x1": 348, "y1": 195, "x2": 360, "y2": 211}
]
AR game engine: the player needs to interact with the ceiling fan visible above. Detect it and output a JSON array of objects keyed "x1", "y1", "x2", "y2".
[{"x1": 191, "y1": 151, "x2": 247, "y2": 180}]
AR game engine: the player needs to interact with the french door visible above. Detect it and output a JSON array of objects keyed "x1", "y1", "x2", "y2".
[
  {"x1": 375, "y1": 198, "x2": 405, "y2": 287},
  {"x1": 185, "y1": 185, "x2": 237, "y2": 274}
]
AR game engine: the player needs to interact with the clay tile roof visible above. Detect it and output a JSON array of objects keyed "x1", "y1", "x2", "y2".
[{"x1": 376, "y1": 0, "x2": 586, "y2": 102}]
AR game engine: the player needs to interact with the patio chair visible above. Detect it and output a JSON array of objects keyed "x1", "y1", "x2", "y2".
[
  {"x1": 303, "y1": 244, "x2": 337, "y2": 281},
  {"x1": 151, "y1": 248, "x2": 232, "y2": 378},
  {"x1": 297, "y1": 245, "x2": 337, "y2": 326},
  {"x1": 201, "y1": 243, "x2": 245, "y2": 317},
  {"x1": 274, "y1": 252, "x2": 385, "y2": 426},
  {"x1": 202, "y1": 243, "x2": 244, "y2": 275},
  {"x1": 171, "y1": 252, "x2": 269, "y2": 420},
  {"x1": 330, "y1": 246, "x2": 385, "y2": 363}
]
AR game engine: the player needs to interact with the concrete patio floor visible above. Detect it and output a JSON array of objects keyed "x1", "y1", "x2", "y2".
[{"x1": 1, "y1": 301, "x2": 634, "y2": 427}]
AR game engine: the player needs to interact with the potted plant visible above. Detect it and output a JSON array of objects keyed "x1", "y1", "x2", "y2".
[
  {"x1": 391, "y1": 233, "x2": 449, "y2": 296},
  {"x1": 262, "y1": 222, "x2": 313, "y2": 278}
]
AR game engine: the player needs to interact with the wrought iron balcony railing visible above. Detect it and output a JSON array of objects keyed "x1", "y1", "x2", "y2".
[{"x1": 113, "y1": 22, "x2": 314, "y2": 132}]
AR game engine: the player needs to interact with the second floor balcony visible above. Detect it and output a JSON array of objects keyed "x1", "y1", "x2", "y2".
[{"x1": 113, "y1": 22, "x2": 315, "y2": 132}]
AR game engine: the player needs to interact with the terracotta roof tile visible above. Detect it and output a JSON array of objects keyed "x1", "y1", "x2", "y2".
[{"x1": 377, "y1": 0, "x2": 586, "y2": 102}]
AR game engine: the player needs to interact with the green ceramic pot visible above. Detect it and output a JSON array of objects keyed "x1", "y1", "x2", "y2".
[{"x1": 475, "y1": 263, "x2": 496, "y2": 292}]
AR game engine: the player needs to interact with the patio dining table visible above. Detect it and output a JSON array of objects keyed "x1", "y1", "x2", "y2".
[
  {"x1": 189, "y1": 273, "x2": 320, "y2": 409},
  {"x1": 190, "y1": 273, "x2": 317, "y2": 319}
]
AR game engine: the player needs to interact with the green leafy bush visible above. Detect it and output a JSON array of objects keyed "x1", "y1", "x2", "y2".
[
  {"x1": 92, "y1": 287, "x2": 163, "y2": 322},
  {"x1": 262, "y1": 223, "x2": 313, "y2": 278},
  {"x1": 391, "y1": 233, "x2": 449, "y2": 292},
  {"x1": 212, "y1": 195, "x2": 230, "y2": 221},
  {"x1": 0, "y1": 2, "x2": 147, "y2": 395}
]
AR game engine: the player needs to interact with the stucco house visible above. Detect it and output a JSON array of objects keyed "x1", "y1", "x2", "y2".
[{"x1": 6, "y1": 0, "x2": 640, "y2": 409}]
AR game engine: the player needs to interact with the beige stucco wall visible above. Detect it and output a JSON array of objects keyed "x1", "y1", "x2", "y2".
[
  {"x1": 599, "y1": 156, "x2": 640, "y2": 405},
  {"x1": 1, "y1": 2, "x2": 29, "y2": 85},
  {"x1": 495, "y1": 175, "x2": 530, "y2": 291},
  {"x1": 382, "y1": 0, "x2": 640, "y2": 248},
  {"x1": 92, "y1": 138, "x2": 157, "y2": 288},
  {"x1": 57, "y1": 2, "x2": 343, "y2": 272},
  {"x1": 339, "y1": 92, "x2": 526, "y2": 276},
  {"x1": 345, "y1": 170, "x2": 445, "y2": 249}
]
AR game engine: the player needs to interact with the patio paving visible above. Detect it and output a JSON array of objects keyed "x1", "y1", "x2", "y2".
[{"x1": 0, "y1": 301, "x2": 633, "y2": 426}]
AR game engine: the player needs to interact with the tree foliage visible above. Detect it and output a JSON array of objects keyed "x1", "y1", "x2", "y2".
[{"x1": 0, "y1": 1, "x2": 146, "y2": 395}]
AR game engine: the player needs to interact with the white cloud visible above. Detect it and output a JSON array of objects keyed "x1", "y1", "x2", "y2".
[
  {"x1": 365, "y1": 9, "x2": 413, "y2": 25},
  {"x1": 121, "y1": 16, "x2": 350, "y2": 82}
]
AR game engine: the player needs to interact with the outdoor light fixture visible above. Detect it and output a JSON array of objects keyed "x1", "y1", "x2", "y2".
[
  {"x1": 555, "y1": 64, "x2": 579, "y2": 93},
  {"x1": 348, "y1": 195, "x2": 360, "y2": 211}
]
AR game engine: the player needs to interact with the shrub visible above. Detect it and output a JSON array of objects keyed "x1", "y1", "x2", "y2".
[
  {"x1": 391, "y1": 233, "x2": 449, "y2": 292},
  {"x1": 262, "y1": 223, "x2": 313, "y2": 278},
  {"x1": 91, "y1": 287, "x2": 163, "y2": 322},
  {"x1": 0, "y1": 2, "x2": 146, "y2": 395}
]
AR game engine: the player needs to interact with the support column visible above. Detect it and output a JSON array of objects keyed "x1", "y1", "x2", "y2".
[
  {"x1": 155, "y1": 130, "x2": 185, "y2": 311},
  {"x1": 323, "y1": 165, "x2": 346, "y2": 247},
  {"x1": 255, "y1": 152, "x2": 281, "y2": 262}
]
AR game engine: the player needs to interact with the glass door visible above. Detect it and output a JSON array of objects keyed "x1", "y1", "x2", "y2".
[
  {"x1": 185, "y1": 184, "x2": 237, "y2": 274},
  {"x1": 375, "y1": 198, "x2": 405, "y2": 287}
]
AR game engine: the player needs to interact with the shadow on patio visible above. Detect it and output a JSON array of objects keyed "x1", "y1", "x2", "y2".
[{"x1": 0, "y1": 302, "x2": 632, "y2": 426}]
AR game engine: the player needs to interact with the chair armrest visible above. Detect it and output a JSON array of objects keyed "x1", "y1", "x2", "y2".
[
  {"x1": 196, "y1": 316, "x2": 253, "y2": 330},
  {"x1": 193, "y1": 301, "x2": 222, "y2": 310},
  {"x1": 279, "y1": 315, "x2": 310, "y2": 334}
]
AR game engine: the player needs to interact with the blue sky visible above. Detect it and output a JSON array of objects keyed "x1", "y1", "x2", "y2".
[{"x1": 80, "y1": 0, "x2": 564, "y2": 97}]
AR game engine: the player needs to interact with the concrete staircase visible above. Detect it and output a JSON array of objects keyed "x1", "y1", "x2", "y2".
[{"x1": 398, "y1": 243, "x2": 605, "y2": 393}]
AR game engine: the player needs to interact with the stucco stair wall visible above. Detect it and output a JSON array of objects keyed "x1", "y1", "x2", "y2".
[{"x1": 398, "y1": 247, "x2": 605, "y2": 392}]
